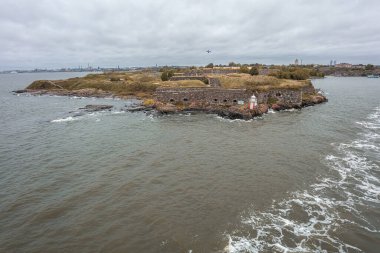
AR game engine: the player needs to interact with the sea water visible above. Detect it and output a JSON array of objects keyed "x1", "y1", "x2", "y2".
[{"x1": 0, "y1": 74, "x2": 379, "y2": 252}]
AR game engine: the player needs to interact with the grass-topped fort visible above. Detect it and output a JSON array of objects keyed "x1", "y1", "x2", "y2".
[{"x1": 22, "y1": 64, "x2": 327, "y2": 119}]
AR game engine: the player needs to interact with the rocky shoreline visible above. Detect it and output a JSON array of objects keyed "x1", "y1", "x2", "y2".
[
  {"x1": 150, "y1": 94, "x2": 327, "y2": 120},
  {"x1": 14, "y1": 88, "x2": 119, "y2": 98},
  {"x1": 14, "y1": 88, "x2": 327, "y2": 120}
]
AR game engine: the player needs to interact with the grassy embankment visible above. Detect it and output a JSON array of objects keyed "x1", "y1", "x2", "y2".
[
  {"x1": 27, "y1": 71, "x2": 312, "y2": 99},
  {"x1": 214, "y1": 73, "x2": 312, "y2": 91},
  {"x1": 27, "y1": 72, "x2": 206, "y2": 98}
]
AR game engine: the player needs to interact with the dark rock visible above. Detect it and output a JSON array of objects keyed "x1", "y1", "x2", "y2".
[
  {"x1": 125, "y1": 106, "x2": 148, "y2": 112},
  {"x1": 80, "y1": 104, "x2": 113, "y2": 112},
  {"x1": 13, "y1": 89, "x2": 27, "y2": 94},
  {"x1": 258, "y1": 104, "x2": 269, "y2": 114},
  {"x1": 156, "y1": 103, "x2": 177, "y2": 114},
  {"x1": 271, "y1": 103, "x2": 283, "y2": 111},
  {"x1": 302, "y1": 94, "x2": 328, "y2": 107}
]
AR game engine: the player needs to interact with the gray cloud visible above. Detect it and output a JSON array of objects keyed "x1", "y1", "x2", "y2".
[{"x1": 0, "y1": 0, "x2": 379, "y2": 69}]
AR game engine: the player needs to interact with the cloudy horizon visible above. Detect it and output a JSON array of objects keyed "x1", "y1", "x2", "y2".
[{"x1": 1, "y1": 0, "x2": 379, "y2": 70}]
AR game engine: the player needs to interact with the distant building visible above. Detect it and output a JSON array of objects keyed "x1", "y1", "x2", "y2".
[
  {"x1": 352, "y1": 64, "x2": 365, "y2": 69},
  {"x1": 295, "y1": 59, "x2": 299, "y2": 65},
  {"x1": 335, "y1": 63, "x2": 352, "y2": 68}
]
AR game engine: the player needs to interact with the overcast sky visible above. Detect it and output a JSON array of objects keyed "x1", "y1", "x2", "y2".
[{"x1": 0, "y1": 0, "x2": 379, "y2": 70}]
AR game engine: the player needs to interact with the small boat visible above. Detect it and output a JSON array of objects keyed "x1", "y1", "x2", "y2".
[{"x1": 367, "y1": 74, "x2": 379, "y2": 78}]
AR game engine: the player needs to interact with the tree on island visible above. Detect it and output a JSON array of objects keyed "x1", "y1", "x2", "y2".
[
  {"x1": 161, "y1": 71, "x2": 169, "y2": 81},
  {"x1": 365, "y1": 64, "x2": 375, "y2": 70},
  {"x1": 160, "y1": 69, "x2": 174, "y2": 81},
  {"x1": 249, "y1": 67, "x2": 259, "y2": 76},
  {"x1": 205, "y1": 63, "x2": 214, "y2": 68},
  {"x1": 239, "y1": 65, "x2": 250, "y2": 74}
]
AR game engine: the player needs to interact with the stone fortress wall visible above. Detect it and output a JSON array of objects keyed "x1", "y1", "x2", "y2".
[
  {"x1": 155, "y1": 88, "x2": 250, "y2": 106},
  {"x1": 155, "y1": 87, "x2": 306, "y2": 106},
  {"x1": 162, "y1": 71, "x2": 315, "y2": 107},
  {"x1": 169, "y1": 76, "x2": 221, "y2": 87}
]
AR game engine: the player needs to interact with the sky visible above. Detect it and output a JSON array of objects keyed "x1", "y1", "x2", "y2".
[{"x1": 0, "y1": 0, "x2": 379, "y2": 70}]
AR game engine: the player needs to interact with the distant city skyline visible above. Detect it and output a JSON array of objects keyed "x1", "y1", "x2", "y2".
[{"x1": 1, "y1": 0, "x2": 379, "y2": 70}]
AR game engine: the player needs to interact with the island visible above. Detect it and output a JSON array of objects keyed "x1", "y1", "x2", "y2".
[{"x1": 17, "y1": 66, "x2": 327, "y2": 119}]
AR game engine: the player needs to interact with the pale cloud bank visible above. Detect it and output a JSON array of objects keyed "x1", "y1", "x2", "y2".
[{"x1": 0, "y1": 0, "x2": 379, "y2": 69}]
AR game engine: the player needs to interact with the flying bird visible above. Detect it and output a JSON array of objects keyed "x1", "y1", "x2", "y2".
[{"x1": 206, "y1": 50, "x2": 211, "y2": 53}]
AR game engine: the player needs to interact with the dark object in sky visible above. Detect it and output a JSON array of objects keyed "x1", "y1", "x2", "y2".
[{"x1": 206, "y1": 50, "x2": 211, "y2": 53}]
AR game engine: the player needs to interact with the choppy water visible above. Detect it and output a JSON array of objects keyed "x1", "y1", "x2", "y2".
[{"x1": 0, "y1": 73, "x2": 379, "y2": 253}]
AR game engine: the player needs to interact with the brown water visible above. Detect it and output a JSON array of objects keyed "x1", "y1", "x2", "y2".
[{"x1": 0, "y1": 74, "x2": 379, "y2": 252}]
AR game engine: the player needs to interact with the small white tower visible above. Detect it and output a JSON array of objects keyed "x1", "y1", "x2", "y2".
[{"x1": 249, "y1": 94, "x2": 258, "y2": 110}]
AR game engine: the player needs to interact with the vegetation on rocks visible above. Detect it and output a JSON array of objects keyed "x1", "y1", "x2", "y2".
[
  {"x1": 24, "y1": 67, "x2": 327, "y2": 120},
  {"x1": 26, "y1": 71, "x2": 209, "y2": 98},
  {"x1": 25, "y1": 66, "x2": 319, "y2": 104},
  {"x1": 249, "y1": 67, "x2": 259, "y2": 76},
  {"x1": 216, "y1": 73, "x2": 311, "y2": 91},
  {"x1": 269, "y1": 67, "x2": 324, "y2": 80},
  {"x1": 160, "y1": 70, "x2": 174, "y2": 81}
]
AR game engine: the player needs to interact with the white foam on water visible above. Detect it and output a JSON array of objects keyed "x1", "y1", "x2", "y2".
[
  {"x1": 356, "y1": 121, "x2": 380, "y2": 130},
  {"x1": 227, "y1": 106, "x2": 380, "y2": 253},
  {"x1": 142, "y1": 114, "x2": 156, "y2": 121},
  {"x1": 110, "y1": 110, "x2": 126, "y2": 115},
  {"x1": 284, "y1": 108, "x2": 298, "y2": 112},
  {"x1": 215, "y1": 115, "x2": 255, "y2": 123},
  {"x1": 267, "y1": 109, "x2": 276, "y2": 114},
  {"x1": 51, "y1": 116, "x2": 78, "y2": 123},
  {"x1": 51, "y1": 109, "x2": 126, "y2": 123},
  {"x1": 356, "y1": 107, "x2": 380, "y2": 130}
]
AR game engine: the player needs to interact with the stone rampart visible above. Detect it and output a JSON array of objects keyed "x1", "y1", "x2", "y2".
[
  {"x1": 169, "y1": 76, "x2": 208, "y2": 83},
  {"x1": 155, "y1": 88, "x2": 250, "y2": 105},
  {"x1": 155, "y1": 87, "x2": 303, "y2": 106},
  {"x1": 255, "y1": 89, "x2": 302, "y2": 105}
]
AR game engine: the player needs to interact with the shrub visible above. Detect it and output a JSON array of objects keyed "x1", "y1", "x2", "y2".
[
  {"x1": 143, "y1": 99, "x2": 156, "y2": 106},
  {"x1": 161, "y1": 72, "x2": 169, "y2": 81},
  {"x1": 240, "y1": 66, "x2": 249, "y2": 74},
  {"x1": 160, "y1": 69, "x2": 175, "y2": 81},
  {"x1": 249, "y1": 67, "x2": 259, "y2": 76},
  {"x1": 290, "y1": 69, "x2": 309, "y2": 80},
  {"x1": 269, "y1": 68, "x2": 309, "y2": 80},
  {"x1": 267, "y1": 97, "x2": 278, "y2": 105},
  {"x1": 126, "y1": 82, "x2": 158, "y2": 93},
  {"x1": 27, "y1": 80, "x2": 56, "y2": 89},
  {"x1": 205, "y1": 63, "x2": 214, "y2": 68},
  {"x1": 110, "y1": 77, "x2": 120, "y2": 81}
]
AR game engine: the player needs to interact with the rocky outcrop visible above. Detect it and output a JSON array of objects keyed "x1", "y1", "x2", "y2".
[
  {"x1": 13, "y1": 89, "x2": 28, "y2": 93},
  {"x1": 155, "y1": 103, "x2": 177, "y2": 113},
  {"x1": 301, "y1": 94, "x2": 328, "y2": 107},
  {"x1": 152, "y1": 89, "x2": 327, "y2": 120},
  {"x1": 152, "y1": 101, "x2": 267, "y2": 120},
  {"x1": 15, "y1": 88, "x2": 114, "y2": 98},
  {"x1": 80, "y1": 105, "x2": 113, "y2": 112}
]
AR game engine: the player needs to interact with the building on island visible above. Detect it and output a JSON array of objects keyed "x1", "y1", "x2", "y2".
[{"x1": 335, "y1": 63, "x2": 353, "y2": 68}]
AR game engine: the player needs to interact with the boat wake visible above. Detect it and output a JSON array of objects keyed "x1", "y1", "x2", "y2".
[{"x1": 227, "y1": 107, "x2": 380, "y2": 253}]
